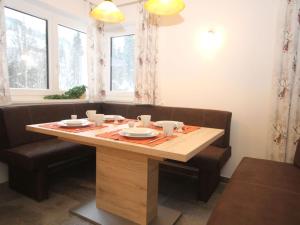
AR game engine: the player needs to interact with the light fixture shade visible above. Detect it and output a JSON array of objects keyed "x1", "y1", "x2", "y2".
[
  {"x1": 90, "y1": 0, "x2": 125, "y2": 23},
  {"x1": 144, "y1": 0, "x2": 185, "y2": 16}
]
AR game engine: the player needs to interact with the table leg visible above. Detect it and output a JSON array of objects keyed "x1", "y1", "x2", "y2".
[
  {"x1": 71, "y1": 146, "x2": 182, "y2": 225},
  {"x1": 97, "y1": 147, "x2": 158, "y2": 225}
]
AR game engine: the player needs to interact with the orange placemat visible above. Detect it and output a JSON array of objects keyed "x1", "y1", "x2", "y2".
[
  {"x1": 140, "y1": 123, "x2": 200, "y2": 134},
  {"x1": 39, "y1": 123, "x2": 107, "y2": 133},
  {"x1": 96, "y1": 130, "x2": 177, "y2": 147}
]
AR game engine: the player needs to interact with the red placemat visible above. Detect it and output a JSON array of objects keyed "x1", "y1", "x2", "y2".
[
  {"x1": 96, "y1": 130, "x2": 177, "y2": 147},
  {"x1": 140, "y1": 123, "x2": 200, "y2": 134},
  {"x1": 39, "y1": 123, "x2": 107, "y2": 133}
]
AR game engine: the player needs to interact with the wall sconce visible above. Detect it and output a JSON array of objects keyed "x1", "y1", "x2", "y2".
[
  {"x1": 200, "y1": 30, "x2": 223, "y2": 50},
  {"x1": 196, "y1": 28, "x2": 224, "y2": 58}
]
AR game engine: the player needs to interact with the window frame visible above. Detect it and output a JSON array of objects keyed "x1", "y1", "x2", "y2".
[
  {"x1": 4, "y1": 0, "x2": 88, "y2": 103},
  {"x1": 104, "y1": 24, "x2": 136, "y2": 103}
]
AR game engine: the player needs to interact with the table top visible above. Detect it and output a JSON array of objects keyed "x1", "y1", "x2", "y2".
[{"x1": 26, "y1": 122, "x2": 224, "y2": 162}]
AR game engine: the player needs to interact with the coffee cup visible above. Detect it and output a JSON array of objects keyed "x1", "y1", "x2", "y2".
[
  {"x1": 137, "y1": 115, "x2": 151, "y2": 127},
  {"x1": 86, "y1": 110, "x2": 96, "y2": 121},
  {"x1": 94, "y1": 114, "x2": 104, "y2": 126},
  {"x1": 176, "y1": 122, "x2": 184, "y2": 133},
  {"x1": 162, "y1": 121, "x2": 175, "y2": 136}
]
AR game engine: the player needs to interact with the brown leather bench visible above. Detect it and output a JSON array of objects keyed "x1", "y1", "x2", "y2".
[
  {"x1": 207, "y1": 143, "x2": 300, "y2": 225},
  {"x1": 0, "y1": 103, "x2": 232, "y2": 202},
  {"x1": 0, "y1": 103, "x2": 100, "y2": 201}
]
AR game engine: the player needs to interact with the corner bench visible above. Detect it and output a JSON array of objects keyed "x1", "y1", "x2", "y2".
[{"x1": 0, "y1": 102, "x2": 232, "y2": 202}]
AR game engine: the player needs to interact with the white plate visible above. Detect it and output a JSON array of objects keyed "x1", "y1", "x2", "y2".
[
  {"x1": 58, "y1": 120, "x2": 90, "y2": 128},
  {"x1": 119, "y1": 128, "x2": 159, "y2": 138},
  {"x1": 121, "y1": 128, "x2": 153, "y2": 136},
  {"x1": 61, "y1": 119, "x2": 87, "y2": 125},
  {"x1": 153, "y1": 121, "x2": 180, "y2": 127},
  {"x1": 104, "y1": 115, "x2": 125, "y2": 121}
]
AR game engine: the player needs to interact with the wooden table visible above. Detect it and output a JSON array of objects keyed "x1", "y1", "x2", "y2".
[{"x1": 27, "y1": 122, "x2": 224, "y2": 225}]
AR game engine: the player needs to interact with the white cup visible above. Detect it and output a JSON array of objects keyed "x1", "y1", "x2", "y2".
[
  {"x1": 137, "y1": 115, "x2": 151, "y2": 127},
  {"x1": 162, "y1": 121, "x2": 175, "y2": 136},
  {"x1": 86, "y1": 110, "x2": 97, "y2": 121},
  {"x1": 71, "y1": 115, "x2": 77, "y2": 119},
  {"x1": 94, "y1": 114, "x2": 104, "y2": 126},
  {"x1": 176, "y1": 122, "x2": 184, "y2": 133}
]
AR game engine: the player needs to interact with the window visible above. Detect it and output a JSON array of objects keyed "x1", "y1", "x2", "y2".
[
  {"x1": 58, "y1": 25, "x2": 87, "y2": 91},
  {"x1": 4, "y1": 7, "x2": 48, "y2": 89},
  {"x1": 110, "y1": 34, "x2": 135, "y2": 92},
  {"x1": 3, "y1": 0, "x2": 88, "y2": 103}
]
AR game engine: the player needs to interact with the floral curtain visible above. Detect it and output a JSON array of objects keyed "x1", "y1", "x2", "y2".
[
  {"x1": 269, "y1": 0, "x2": 300, "y2": 162},
  {"x1": 86, "y1": 3, "x2": 107, "y2": 103},
  {"x1": 134, "y1": 1, "x2": 160, "y2": 105},
  {"x1": 0, "y1": 0, "x2": 11, "y2": 105}
]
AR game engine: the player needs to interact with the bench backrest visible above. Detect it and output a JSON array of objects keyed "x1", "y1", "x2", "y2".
[
  {"x1": 0, "y1": 103, "x2": 101, "y2": 149},
  {"x1": 101, "y1": 103, "x2": 232, "y2": 148},
  {"x1": 0, "y1": 102, "x2": 232, "y2": 150}
]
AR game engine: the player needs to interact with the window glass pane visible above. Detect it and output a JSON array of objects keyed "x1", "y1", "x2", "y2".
[
  {"x1": 58, "y1": 25, "x2": 87, "y2": 91},
  {"x1": 4, "y1": 8, "x2": 48, "y2": 89},
  {"x1": 111, "y1": 35, "x2": 135, "y2": 92}
]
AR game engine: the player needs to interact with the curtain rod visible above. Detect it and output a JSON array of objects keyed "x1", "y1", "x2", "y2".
[{"x1": 83, "y1": 0, "x2": 142, "y2": 8}]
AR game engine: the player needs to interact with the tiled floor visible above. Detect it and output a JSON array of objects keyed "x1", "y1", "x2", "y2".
[{"x1": 0, "y1": 164, "x2": 225, "y2": 225}]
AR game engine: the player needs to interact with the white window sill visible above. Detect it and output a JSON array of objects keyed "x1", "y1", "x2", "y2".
[
  {"x1": 10, "y1": 91, "x2": 134, "y2": 105},
  {"x1": 11, "y1": 96, "x2": 90, "y2": 105},
  {"x1": 10, "y1": 88, "x2": 90, "y2": 104}
]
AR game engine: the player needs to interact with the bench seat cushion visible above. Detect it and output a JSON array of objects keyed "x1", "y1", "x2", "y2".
[
  {"x1": 0, "y1": 139, "x2": 95, "y2": 171},
  {"x1": 187, "y1": 145, "x2": 231, "y2": 170},
  {"x1": 207, "y1": 157, "x2": 300, "y2": 225},
  {"x1": 207, "y1": 180, "x2": 300, "y2": 225},
  {"x1": 232, "y1": 157, "x2": 300, "y2": 193}
]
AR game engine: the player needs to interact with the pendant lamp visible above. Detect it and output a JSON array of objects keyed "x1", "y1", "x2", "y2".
[
  {"x1": 90, "y1": 0, "x2": 125, "y2": 23},
  {"x1": 144, "y1": 0, "x2": 185, "y2": 16}
]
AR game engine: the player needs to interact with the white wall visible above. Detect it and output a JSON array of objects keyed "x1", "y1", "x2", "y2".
[{"x1": 157, "y1": 0, "x2": 281, "y2": 177}]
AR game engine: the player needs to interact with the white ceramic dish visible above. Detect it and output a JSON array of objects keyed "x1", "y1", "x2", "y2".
[
  {"x1": 119, "y1": 128, "x2": 159, "y2": 138},
  {"x1": 58, "y1": 120, "x2": 90, "y2": 128},
  {"x1": 122, "y1": 128, "x2": 153, "y2": 136},
  {"x1": 62, "y1": 119, "x2": 87, "y2": 125},
  {"x1": 153, "y1": 121, "x2": 180, "y2": 127},
  {"x1": 104, "y1": 115, "x2": 125, "y2": 121}
]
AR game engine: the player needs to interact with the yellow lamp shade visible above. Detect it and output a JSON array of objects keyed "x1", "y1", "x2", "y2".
[
  {"x1": 90, "y1": 0, "x2": 125, "y2": 23},
  {"x1": 144, "y1": 0, "x2": 185, "y2": 16}
]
